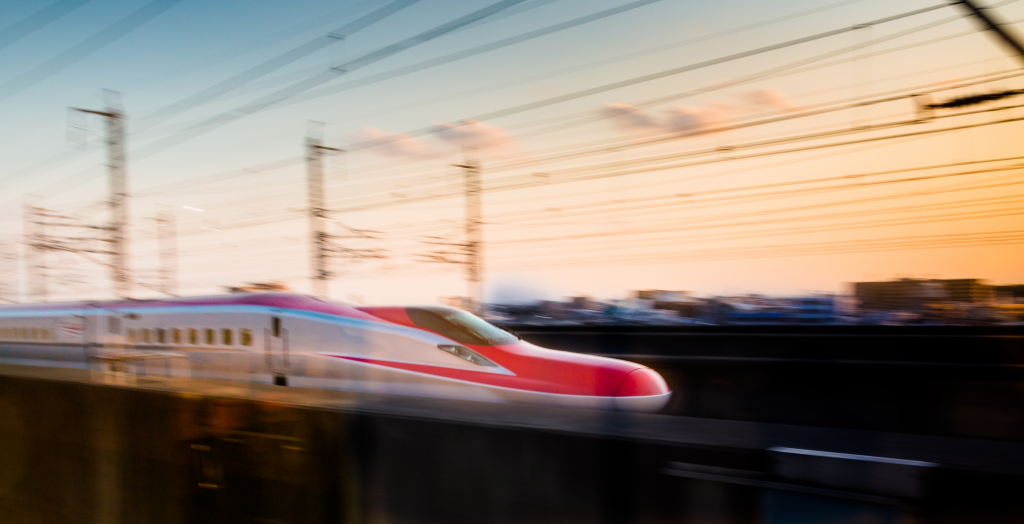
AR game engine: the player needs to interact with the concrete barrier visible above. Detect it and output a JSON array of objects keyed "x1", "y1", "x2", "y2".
[{"x1": 0, "y1": 364, "x2": 1022, "y2": 524}]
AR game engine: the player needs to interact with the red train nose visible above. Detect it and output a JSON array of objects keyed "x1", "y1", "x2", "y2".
[{"x1": 613, "y1": 368, "x2": 672, "y2": 413}]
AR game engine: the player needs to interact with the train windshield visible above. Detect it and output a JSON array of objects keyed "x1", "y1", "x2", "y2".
[{"x1": 405, "y1": 306, "x2": 517, "y2": 346}]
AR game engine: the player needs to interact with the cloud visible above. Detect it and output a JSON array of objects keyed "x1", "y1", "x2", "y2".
[
  {"x1": 600, "y1": 103, "x2": 660, "y2": 133},
  {"x1": 351, "y1": 127, "x2": 431, "y2": 157},
  {"x1": 741, "y1": 87, "x2": 798, "y2": 111},
  {"x1": 601, "y1": 88, "x2": 799, "y2": 137},
  {"x1": 599, "y1": 100, "x2": 734, "y2": 137},
  {"x1": 665, "y1": 100, "x2": 734, "y2": 135},
  {"x1": 433, "y1": 119, "x2": 518, "y2": 155}
]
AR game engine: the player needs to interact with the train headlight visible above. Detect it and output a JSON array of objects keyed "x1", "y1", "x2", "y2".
[{"x1": 437, "y1": 344, "x2": 497, "y2": 367}]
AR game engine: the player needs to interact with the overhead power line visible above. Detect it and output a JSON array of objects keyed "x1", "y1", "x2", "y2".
[
  {"x1": 341, "y1": 3, "x2": 952, "y2": 153},
  {"x1": 0, "y1": 0, "x2": 92, "y2": 52},
  {"x1": 951, "y1": 0, "x2": 1024, "y2": 65},
  {"x1": 485, "y1": 230, "x2": 1024, "y2": 269},
  {"x1": 134, "y1": 0, "x2": 425, "y2": 129},
  {"x1": 130, "y1": 0, "x2": 866, "y2": 143},
  {"x1": 131, "y1": 0, "x2": 533, "y2": 160},
  {"x1": 0, "y1": 0, "x2": 184, "y2": 105},
  {"x1": 327, "y1": 104, "x2": 1024, "y2": 215}
]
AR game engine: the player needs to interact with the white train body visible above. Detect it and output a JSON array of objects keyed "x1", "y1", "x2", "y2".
[{"x1": 0, "y1": 293, "x2": 671, "y2": 412}]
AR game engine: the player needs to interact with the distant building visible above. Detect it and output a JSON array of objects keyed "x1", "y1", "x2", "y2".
[
  {"x1": 790, "y1": 296, "x2": 837, "y2": 324},
  {"x1": 633, "y1": 290, "x2": 702, "y2": 318},
  {"x1": 570, "y1": 296, "x2": 601, "y2": 310},
  {"x1": 635, "y1": 290, "x2": 691, "y2": 302},
  {"x1": 853, "y1": 278, "x2": 994, "y2": 310},
  {"x1": 226, "y1": 282, "x2": 291, "y2": 293},
  {"x1": 995, "y1": 285, "x2": 1024, "y2": 301}
]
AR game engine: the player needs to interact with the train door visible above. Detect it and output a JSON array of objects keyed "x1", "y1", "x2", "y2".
[
  {"x1": 87, "y1": 309, "x2": 123, "y2": 374},
  {"x1": 265, "y1": 316, "x2": 289, "y2": 386}
]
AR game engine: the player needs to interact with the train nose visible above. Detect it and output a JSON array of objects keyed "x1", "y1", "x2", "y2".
[{"x1": 612, "y1": 368, "x2": 672, "y2": 413}]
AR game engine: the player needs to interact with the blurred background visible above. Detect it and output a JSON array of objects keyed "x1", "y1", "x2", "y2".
[{"x1": 0, "y1": 0, "x2": 1022, "y2": 318}]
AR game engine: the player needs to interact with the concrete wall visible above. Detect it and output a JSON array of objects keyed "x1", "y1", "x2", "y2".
[{"x1": 1, "y1": 366, "x2": 1023, "y2": 524}]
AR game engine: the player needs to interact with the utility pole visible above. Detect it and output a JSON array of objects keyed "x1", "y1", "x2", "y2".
[
  {"x1": 951, "y1": 0, "x2": 1024, "y2": 67},
  {"x1": 0, "y1": 239, "x2": 17, "y2": 303},
  {"x1": 23, "y1": 203, "x2": 47, "y2": 302},
  {"x1": 72, "y1": 98, "x2": 130, "y2": 298},
  {"x1": 306, "y1": 129, "x2": 342, "y2": 297},
  {"x1": 455, "y1": 148, "x2": 483, "y2": 312},
  {"x1": 156, "y1": 207, "x2": 177, "y2": 296}
]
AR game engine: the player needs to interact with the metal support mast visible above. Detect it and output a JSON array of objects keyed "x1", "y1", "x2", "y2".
[
  {"x1": 157, "y1": 207, "x2": 177, "y2": 296},
  {"x1": 72, "y1": 102, "x2": 130, "y2": 298},
  {"x1": 458, "y1": 149, "x2": 483, "y2": 312},
  {"x1": 23, "y1": 203, "x2": 46, "y2": 302},
  {"x1": 951, "y1": 0, "x2": 1024, "y2": 67},
  {"x1": 0, "y1": 239, "x2": 17, "y2": 303},
  {"x1": 306, "y1": 133, "x2": 341, "y2": 297}
]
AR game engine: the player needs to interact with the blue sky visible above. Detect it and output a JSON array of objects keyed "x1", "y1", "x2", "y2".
[{"x1": 1, "y1": 0, "x2": 1023, "y2": 303}]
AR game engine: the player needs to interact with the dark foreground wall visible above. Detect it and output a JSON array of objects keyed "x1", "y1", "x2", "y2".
[
  {"x1": 1, "y1": 365, "x2": 1024, "y2": 524},
  {"x1": 508, "y1": 325, "x2": 1024, "y2": 440}
]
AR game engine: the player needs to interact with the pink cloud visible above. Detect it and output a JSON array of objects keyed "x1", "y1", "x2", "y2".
[
  {"x1": 600, "y1": 103, "x2": 661, "y2": 133},
  {"x1": 433, "y1": 119, "x2": 519, "y2": 155},
  {"x1": 350, "y1": 127, "x2": 431, "y2": 157},
  {"x1": 741, "y1": 88, "x2": 799, "y2": 111}
]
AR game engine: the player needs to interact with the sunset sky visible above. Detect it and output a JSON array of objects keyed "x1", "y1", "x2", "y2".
[{"x1": 1, "y1": 0, "x2": 1023, "y2": 304}]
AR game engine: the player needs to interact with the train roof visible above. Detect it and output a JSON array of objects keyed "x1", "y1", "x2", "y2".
[{"x1": 0, "y1": 292, "x2": 383, "y2": 321}]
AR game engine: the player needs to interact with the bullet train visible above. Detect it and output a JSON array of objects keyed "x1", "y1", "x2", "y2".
[{"x1": 0, "y1": 292, "x2": 671, "y2": 412}]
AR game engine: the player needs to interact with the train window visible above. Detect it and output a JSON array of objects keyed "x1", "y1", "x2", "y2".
[
  {"x1": 108, "y1": 317, "x2": 121, "y2": 334},
  {"x1": 205, "y1": 329, "x2": 215, "y2": 345},
  {"x1": 156, "y1": 328, "x2": 166, "y2": 344},
  {"x1": 141, "y1": 329, "x2": 151, "y2": 344},
  {"x1": 222, "y1": 329, "x2": 233, "y2": 346},
  {"x1": 240, "y1": 329, "x2": 252, "y2": 346},
  {"x1": 31, "y1": 329, "x2": 38, "y2": 340},
  {"x1": 405, "y1": 306, "x2": 517, "y2": 346},
  {"x1": 272, "y1": 317, "x2": 281, "y2": 338},
  {"x1": 172, "y1": 328, "x2": 181, "y2": 344},
  {"x1": 436, "y1": 344, "x2": 498, "y2": 367},
  {"x1": 127, "y1": 329, "x2": 137, "y2": 343},
  {"x1": 189, "y1": 329, "x2": 198, "y2": 345}
]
